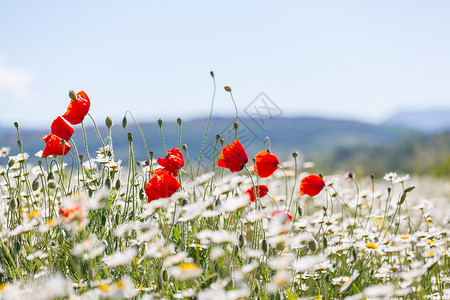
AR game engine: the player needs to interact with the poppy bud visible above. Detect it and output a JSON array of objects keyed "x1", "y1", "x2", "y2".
[
  {"x1": 177, "y1": 117, "x2": 182, "y2": 125},
  {"x1": 224, "y1": 86, "x2": 232, "y2": 92},
  {"x1": 233, "y1": 122, "x2": 238, "y2": 130},
  {"x1": 149, "y1": 151, "x2": 154, "y2": 159},
  {"x1": 13, "y1": 122, "x2": 19, "y2": 128},
  {"x1": 370, "y1": 173, "x2": 375, "y2": 180},
  {"x1": 238, "y1": 234, "x2": 245, "y2": 248},
  {"x1": 79, "y1": 154, "x2": 84, "y2": 161},
  {"x1": 127, "y1": 132, "x2": 133, "y2": 143},
  {"x1": 262, "y1": 239, "x2": 268, "y2": 253},
  {"x1": 105, "y1": 116, "x2": 113, "y2": 128},
  {"x1": 158, "y1": 118, "x2": 163, "y2": 127},
  {"x1": 215, "y1": 134, "x2": 220, "y2": 141},
  {"x1": 32, "y1": 176, "x2": 40, "y2": 191},
  {"x1": 122, "y1": 116, "x2": 127, "y2": 129},
  {"x1": 292, "y1": 151, "x2": 298, "y2": 158},
  {"x1": 105, "y1": 178, "x2": 111, "y2": 189},
  {"x1": 61, "y1": 139, "x2": 65, "y2": 147},
  {"x1": 322, "y1": 236, "x2": 328, "y2": 248},
  {"x1": 308, "y1": 236, "x2": 318, "y2": 252},
  {"x1": 162, "y1": 269, "x2": 168, "y2": 282},
  {"x1": 9, "y1": 198, "x2": 16, "y2": 210},
  {"x1": 37, "y1": 160, "x2": 42, "y2": 166},
  {"x1": 297, "y1": 205, "x2": 302, "y2": 216},
  {"x1": 69, "y1": 90, "x2": 77, "y2": 101},
  {"x1": 182, "y1": 144, "x2": 187, "y2": 151},
  {"x1": 8, "y1": 158, "x2": 15, "y2": 168},
  {"x1": 17, "y1": 140, "x2": 21, "y2": 147},
  {"x1": 220, "y1": 138, "x2": 224, "y2": 146},
  {"x1": 139, "y1": 188, "x2": 145, "y2": 200},
  {"x1": 210, "y1": 71, "x2": 214, "y2": 77},
  {"x1": 115, "y1": 179, "x2": 121, "y2": 190},
  {"x1": 48, "y1": 172, "x2": 54, "y2": 180},
  {"x1": 48, "y1": 180, "x2": 57, "y2": 189}
]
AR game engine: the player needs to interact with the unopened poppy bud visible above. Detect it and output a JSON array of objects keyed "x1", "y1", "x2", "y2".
[
  {"x1": 61, "y1": 139, "x2": 65, "y2": 147},
  {"x1": 105, "y1": 178, "x2": 111, "y2": 189},
  {"x1": 262, "y1": 239, "x2": 268, "y2": 253},
  {"x1": 79, "y1": 154, "x2": 84, "y2": 161},
  {"x1": 158, "y1": 118, "x2": 163, "y2": 127},
  {"x1": 238, "y1": 234, "x2": 245, "y2": 248},
  {"x1": 32, "y1": 177, "x2": 40, "y2": 191},
  {"x1": 292, "y1": 151, "x2": 298, "y2": 158},
  {"x1": 149, "y1": 151, "x2": 154, "y2": 159},
  {"x1": 127, "y1": 132, "x2": 133, "y2": 143},
  {"x1": 122, "y1": 116, "x2": 127, "y2": 129},
  {"x1": 370, "y1": 173, "x2": 375, "y2": 180},
  {"x1": 297, "y1": 205, "x2": 302, "y2": 217},
  {"x1": 14, "y1": 122, "x2": 18, "y2": 128},
  {"x1": 308, "y1": 236, "x2": 318, "y2": 252},
  {"x1": 47, "y1": 172, "x2": 54, "y2": 180},
  {"x1": 17, "y1": 140, "x2": 21, "y2": 147},
  {"x1": 233, "y1": 122, "x2": 238, "y2": 130},
  {"x1": 177, "y1": 117, "x2": 182, "y2": 125},
  {"x1": 9, "y1": 199, "x2": 16, "y2": 210},
  {"x1": 181, "y1": 144, "x2": 187, "y2": 151},
  {"x1": 252, "y1": 157, "x2": 256, "y2": 163},
  {"x1": 323, "y1": 236, "x2": 328, "y2": 248},
  {"x1": 224, "y1": 86, "x2": 232, "y2": 92},
  {"x1": 210, "y1": 71, "x2": 214, "y2": 77},
  {"x1": 105, "y1": 116, "x2": 113, "y2": 128},
  {"x1": 48, "y1": 180, "x2": 57, "y2": 189},
  {"x1": 162, "y1": 269, "x2": 169, "y2": 282},
  {"x1": 8, "y1": 158, "x2": 15, "y2": 168},
  {"x1": 37, "y1": 161, "x2": 42, "y2": 166},
  {"x1": 69, "y1": 90, "x2": 76, "y2": 101},
  {"x1": 220, "y1": 138, "x2": 224, "y2": 146},
  {"x1": 215, "y1": 134, "x2": 220, "y2": 141},
  {"x1": 115, "y1": 179, "x2": 121, "y2": 190}
]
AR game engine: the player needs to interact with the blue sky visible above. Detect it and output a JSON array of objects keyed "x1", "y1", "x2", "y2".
[{"x1": 1, "y1": 1, "x2": 450, "y2": 128}]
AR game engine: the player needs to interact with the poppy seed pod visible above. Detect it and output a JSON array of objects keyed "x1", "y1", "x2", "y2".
[
  {"x1": 215, "y1": 134, "x2": 220, "y2": 141},
  {"x1": 68, "y1": 90, "x2": 76, "y2": 101},
  {"x1": 105, "y1": 116, "x2": 113, "y2": 128},
  {"x1": 224, "y1": 86, "x2": 232, "y2": 92}
]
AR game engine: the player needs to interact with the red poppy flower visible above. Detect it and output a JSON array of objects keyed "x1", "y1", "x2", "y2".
[
  {"x1": 59, "y1": 204, "x2": 81, "y2": 219},
  {"x1": 245, "y1": 185, "x2": 269, "y2": 202},
  {"x1": 145, "y1": 168, "x2": 181, "y2": 202},
  {"x1": 271, "y1": 210, "x2": 293, "y2": 222},
  {"x1": 62, "y1": 90, "x2": 91, "y2": 125},
  {"x1": 300, "y1": 174, "x2": 325, "y2": 197},
  {"x1": 41, "y1": 134, "x2": 72, "y2": 157},
  {"x1": 51, "y1": 116, "x2": 74, "y2": 141},
  {"x1": 253, "y1": 151, "x2": 279, "y2": 178},
  {"x1": 157, "y1": 147, "x2": 184, "y2": 177},
  {"x1": 218, "y1": 139, "x2": 248, "y2": 172}
]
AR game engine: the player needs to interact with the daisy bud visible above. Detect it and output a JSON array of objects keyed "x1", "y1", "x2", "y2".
[
  {"x1": 177, "y1": 117, "x2": 182, "y2": 125},
  {"x1": 8, "y1": 158, "x2": 15, "y2": 168},
  {"x1": 14, "y1": 122, "x2": 18, "y2": 128},
  {"x1": 105, "y1": 116, "x2": 113, "y2": 128},
  {"x1": 224, "y1": 86, "x2": 232, "y2": 92},
  {"x1": 215, "y1": 134, "x2": 220, "y2": 141},
  {"x1": 182, "y1": 144, "x2": 187, "y2": 151},
  {"x1": 69, "y1": 90, "x2": 76, "y2": 101},
  {"x1": 158, "y1": 118, "x2": 163, "y2": 127},
  {"x1": 127, "y1": 132, "x2": 133, "y2": 143},
  {"x1": 210, "y1": 71, "x2": 214, "y2": 77},
  {"x1": 48, "y1": 180, "x2": 57, "y2": 189},
  {"x1": 292, "y1": 151, "x2": 298, "y2": 158},
  {"x1": 122, "y1": 116, "x2": 127, "y2": 129},
  {"x1": 233, "y1": 122, "x2": 238, "y2": 130},
  {"x1": 308, "y1": 236, "x2": 318, "y2": 252}
]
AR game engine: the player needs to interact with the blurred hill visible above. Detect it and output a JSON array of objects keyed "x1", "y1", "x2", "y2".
[
  {"x1": 383, "y1": 109, "x2": 450, "y2": 133},
  {"x1": 0, "y1": 116, "x2": 448, "y2": 178}
]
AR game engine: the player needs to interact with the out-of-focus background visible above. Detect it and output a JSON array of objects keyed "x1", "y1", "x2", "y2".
[{"x1": 1, "y1": 1, "x2": 450, "y2": 177}]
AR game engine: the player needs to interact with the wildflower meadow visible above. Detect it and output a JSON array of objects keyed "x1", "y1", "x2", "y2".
[{"x1": 0, "y1": 79, "x2": 449, "y2": 299}]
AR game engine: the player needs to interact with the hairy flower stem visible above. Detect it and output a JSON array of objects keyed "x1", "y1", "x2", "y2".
[
  {"x1": 81, "y1": 122, "x2": 94, "y2": 174},
  {"x1": 197, "y1": 72, "x2": 216, "y2": 176},
  {"x1": 124, "y1": 111, "x2": 150, "y2": 161}
]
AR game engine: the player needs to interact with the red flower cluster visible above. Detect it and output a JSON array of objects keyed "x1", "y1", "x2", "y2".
[
  {"x1": 145, "y1": 169, "x2": 181, "y2": 202},
  {"x1": 245, "y1": 185, "x2": 269, "y2": 202},
  {"x1": 145, "y1": 147, "x2": 184, "y2": 202},
  {"x1": 300, "y1": 174, "x2": 325, "y2": 197},
  {"x1": 41, "y1": 90, "x2": 91, "y2": 157}
]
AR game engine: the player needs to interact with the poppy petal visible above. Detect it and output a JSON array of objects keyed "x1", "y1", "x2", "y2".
[
  {"x1": 62, "y1": 90, "x2": 91, "y2": 125},
  {"x1": 245, "y1": 185, "x2": 269, "y2": 202},
  {"x1": 41, "y1": 134, "x2": 72, "y2": 157},
  {"x1": 51, "y1": 116, "x2": 74, "y2": 141},
  {"x1": 299, "y1": 174, "x2": 325, "y2": 197},
  {"x1": 253, "y1": 151, "x2": 279, "y2": 178},
  {"x1": 218, "y1": 139, "x2": 248, "y2": 172}
]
